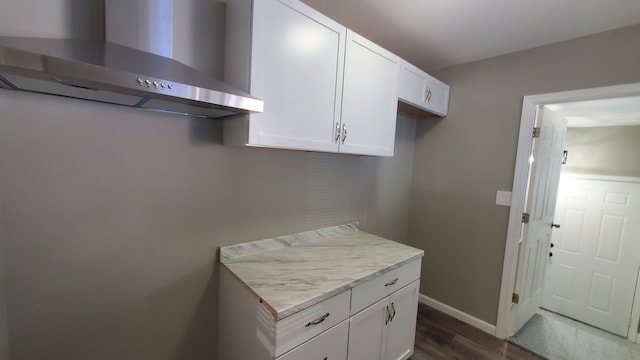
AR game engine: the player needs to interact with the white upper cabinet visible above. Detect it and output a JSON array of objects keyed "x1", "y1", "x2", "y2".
[
  {"x1": 340, "y1": 30, "x2": 401, "y2": 157},
  {"x1": 224, "y1": 0, "x2": 345, "y2": 152},
  {"x1": 224, "y1": 0, "x2": 401, "y2": 156},
  {"x1": 398, "y1": 60, "x2": 449, "y2": 117}
]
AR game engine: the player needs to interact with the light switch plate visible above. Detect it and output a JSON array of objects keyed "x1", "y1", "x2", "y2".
[{"x1": 496, "y1": 191, "x2": 512, "y2": 206}]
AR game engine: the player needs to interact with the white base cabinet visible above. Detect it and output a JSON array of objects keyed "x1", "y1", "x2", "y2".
[
  {"x1": 219, "y1": 259, "x2": 422, "y2": 360},
  {"x1": 398, "y1": 60, "x2": 450, "y2": 117},
  {"x1": 385, "y1": 280, "x2": 421, "y2": 360},
  {"x1": 348, "y1": 297, "x2": 389, "y2": 360},
  {"x1": 348, "y1": 280, "x2": 420, "y2": 360}
]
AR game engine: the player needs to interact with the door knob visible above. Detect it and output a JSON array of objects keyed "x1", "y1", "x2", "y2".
[{"x1": 551, "y1": 223, "x2": 561, "y2": 229}]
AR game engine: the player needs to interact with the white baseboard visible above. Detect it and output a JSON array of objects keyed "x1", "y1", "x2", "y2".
[{"x1": 419, "y1": 294, "x2": 497, "y2": 336}]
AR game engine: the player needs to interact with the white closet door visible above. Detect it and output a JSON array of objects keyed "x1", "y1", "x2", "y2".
[
  {"x1": 543, "y1": 175, "x2": 640, "y2": 337},
  {"x1": 512, "y1": 108, "x2": 567, "y2": 334}
]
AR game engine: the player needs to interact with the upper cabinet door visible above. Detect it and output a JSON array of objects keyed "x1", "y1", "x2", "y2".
[
  {"x1": 399, "y1": 60, "x2": 449, "y2": 117},
  {"x1": 339, "y1": 30, "x2": 401, "y2": 157},
  {"x1": 250, "y1": 0, "x2": 346, "y2": 151},
  {"x1": 226, "y1": 0, "x2": 346, "y2": 152}
]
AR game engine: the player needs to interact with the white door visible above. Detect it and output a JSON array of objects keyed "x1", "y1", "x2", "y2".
[
  {"x1": 543, "y1": 175, "x2": 640, "y2": 337},
  {"x1": 512, "y1": 106, "x2": 567, "y2": 333},
  {"x1": 339, "y1": 30, "x2": 400, "y2": 157},
  {"x1": 347, "y1": 297, "x2": 388, "y2": 360},
  {"x1": 385, "y1": 280, "x2": 419, "y2": 360}
]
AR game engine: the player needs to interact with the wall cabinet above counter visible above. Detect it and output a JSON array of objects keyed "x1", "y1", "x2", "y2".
[
  {"x1": 223, "y1": 0, "x2": 447, "y2": 157},
  {"x1": 398, "y1": 60, "x2": 450, "y2": 117}
]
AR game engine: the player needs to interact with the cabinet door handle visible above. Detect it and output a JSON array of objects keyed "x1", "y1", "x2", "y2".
[
  {"x1": 342, "y1": 124, "x2": 347, "y2": 143},
  {"x1": 390, "y1": 302, "x2": 396, "y2": 321},
  {"x1": 335, "y1": 122, "x2": 341, "y2": 143},
  {"x1": 306, "y1": 312, "x2": 330, "y2": 327},
  {"x1": 385, "y1": 305, "x2": 391, "y2": 325},
  {"x1": 384, "y1": 277, "x2": 399, "y2": 287},
  {"x1": 426, "y1": 87, "x2": 432, "y2": 102}
]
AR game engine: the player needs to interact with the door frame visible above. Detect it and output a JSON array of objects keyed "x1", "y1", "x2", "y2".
[{"x1": 495, "y1": 82, "x2": 640, "y2": 339}]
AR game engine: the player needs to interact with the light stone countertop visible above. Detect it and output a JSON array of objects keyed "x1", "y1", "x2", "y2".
[{"x1": 220, "y1": 223, "x2": 424, "y2": 320}]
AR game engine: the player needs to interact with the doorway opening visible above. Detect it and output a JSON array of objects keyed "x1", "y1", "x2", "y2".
[{"x1": 496, "y1": 83, "x2": 640, "y2": 358}]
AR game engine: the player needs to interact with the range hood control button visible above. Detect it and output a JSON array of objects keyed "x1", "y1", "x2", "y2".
[
  {"x1": 153, "y1": 81, "x2": 159, "y2": 88},
  {"x1": 136, "y1": 78, "x2": 143, "y2": 85},
  {"x1": 168, "y1": 84, "x2": 173, "y2": 90},
  {"x1": 160, "y1": 83, "x2": 166, "y2": 89}
]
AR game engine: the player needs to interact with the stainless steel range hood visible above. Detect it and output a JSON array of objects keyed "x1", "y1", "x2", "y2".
[{"x1": 0, "y1": 36, "x2": 263, "y2": 119}]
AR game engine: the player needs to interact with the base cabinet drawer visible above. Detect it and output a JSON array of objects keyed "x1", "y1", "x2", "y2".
[
  {"x1": 351, "y1": 259, "x2": 421, "y2": 315},
  {"x1": 275, "y1": 290, "x2": 351, "y2": 357},
  {"x1": 278, "y1": 320, "x2": 349, "y2": 360}
]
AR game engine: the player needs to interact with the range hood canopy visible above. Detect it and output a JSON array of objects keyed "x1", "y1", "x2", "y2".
[
  {"x1": 0, "y1": 0, "x2": 263, "y2": 119},
  {"x1": 0, "y1": 36, "x2": 263, "y2": 119}
]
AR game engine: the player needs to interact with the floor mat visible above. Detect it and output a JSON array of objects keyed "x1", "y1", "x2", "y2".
[{"x1": 510, "y1": 309, "x2": 640, "y2": 360}]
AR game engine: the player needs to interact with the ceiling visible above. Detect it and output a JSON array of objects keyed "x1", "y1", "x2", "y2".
[
  {"x1": 300, "y1": 0, "x2": 640, "y2": 70},
  {"x1": 546, "y1": 96, "x2": 640, "y2": 128}
]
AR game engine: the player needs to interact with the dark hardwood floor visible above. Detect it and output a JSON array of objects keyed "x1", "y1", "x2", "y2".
[{"x1": 410, "y1": 303, "x2": 545, "y2": 360}]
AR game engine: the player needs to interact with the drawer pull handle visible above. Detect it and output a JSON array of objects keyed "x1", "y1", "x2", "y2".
[
  {"x1": 306, "y1": 312, "x2": 330, "y2": 327},
  {"x1": 384, "y1": 277, "x2": 399, "y2": 287},
  {"x1": 323, "y1": 357, "x2": 328, "y2": 360}
]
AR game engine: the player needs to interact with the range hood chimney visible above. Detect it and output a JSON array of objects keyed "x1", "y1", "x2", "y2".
[{"x1": 0, "y1": 0, "x2": 263, "y2": 119}]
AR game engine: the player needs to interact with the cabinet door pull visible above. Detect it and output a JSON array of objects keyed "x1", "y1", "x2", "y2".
[
  {"x1": 385, "y1": 305, "x2": 391, "y2": 325},
  {"x1": 342, "y1": 124, "x2": 347, "y2": 143},
  {"x1": 323, "y1": 357, "x2": 328, "y2": 360},
  {"x1": 384, "y1": 277, "x2": 399, "y2": 287},
  {"x1": 390, "y1": 302, "x2": 396, "y2": 321},
  {"x1": 306, "y1": 312, "x2": 330, "y2": 327},
  {"x1": 335, "y1": 122, "x2": 341, "y2": 143}
]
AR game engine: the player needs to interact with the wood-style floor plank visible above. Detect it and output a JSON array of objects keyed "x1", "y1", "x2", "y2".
[{"x1": 410, "y1": 303, "x2": 545, "y2": 360}]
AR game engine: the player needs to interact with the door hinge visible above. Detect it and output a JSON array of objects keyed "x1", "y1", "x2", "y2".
[
  {"x1": 522, "y1": 213, "x2": 530, "y2": 223},
  {"x1": 533, "y1": 127, "x2": 541, "y2": 138},
  {"x1": 512, "y1": 293, "x2": 520, "y2": 304}
]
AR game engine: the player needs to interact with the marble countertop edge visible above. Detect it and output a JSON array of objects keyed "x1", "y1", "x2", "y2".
[
  {"x1": 219, "y1": 223, "x2": 424, "y2": 320},
  {"x1": 274, "y1": 252, "x2": 423, "y2": 319}
]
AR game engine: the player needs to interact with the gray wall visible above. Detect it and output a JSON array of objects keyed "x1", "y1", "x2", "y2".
[
  {"x1": 408, "y1": 24, "x2": 640, "y2": 325},
  {"x1": 0, "y1": 196, "x2": 8, "y2": 360},
  {"x1": 0, "y1": 0, "x2": 104, "y2": 40},
  {"x1": 0, "y1": 1, "x2": 416, "y2": 359},
  {"x1": 563, "y1": 126, "x2": 640, "y2": 177},
  {"x1": 0, "y1": 91, "x2": 415, "y2": 360}
]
